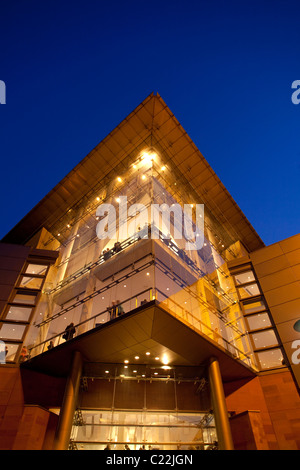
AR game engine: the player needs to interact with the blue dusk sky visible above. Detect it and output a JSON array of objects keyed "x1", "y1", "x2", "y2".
[{"x1": 0, "y1": 0, "x2": 299, "y2": 246}]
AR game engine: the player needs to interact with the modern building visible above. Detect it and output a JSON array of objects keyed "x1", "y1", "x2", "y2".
[{"x1": 0, "y1": 93, "x2": 299, "y2": 450}]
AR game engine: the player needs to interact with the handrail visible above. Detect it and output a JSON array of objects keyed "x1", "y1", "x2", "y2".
[
  {"x1": 156, "y1": 288, "x2": 255, "y2": 368},
  {"x1": 27, "y1": 288, "x2": 155, "y2": 357}
]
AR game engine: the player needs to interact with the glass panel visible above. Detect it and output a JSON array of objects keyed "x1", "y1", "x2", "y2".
[
  {"x1": 246, "y1": 312, "x2": 272, "y2": 331},
  {"x1": 0, "y1": 341, "x2": 6, "y2": 364},
  {"x1": 71, "y1": 410, "x2": 216, "y2": 450},
  {"x1": 18, "y1": 276, "x2": 44, "y2": 290},
  {"x1": 251, "y1": 329, "x2": 279, "y2": 349},
  {"x1": 5, "y1": 305, "x2": 33, "y2": 321},
  {"x1": 25, "y1": 264, "x2": 48, "y2": 275},
  {"x1": 234, "y1": 270, "x2": 255, "y2": 285},
  {"x1": 2, "y1": 343, "x2": 19, "y2": 362},
  {"x1": 256, "y1": 348, "x2": 284, "y2": 369},
  {"x1": 13, "y1": 291, "x2": 37, "y2": 305},
  {"x1": 237, "y1": 283, "x2": 260, "y2": 299},
  {"x1": 243, "y1": 298, "x2": 267, "y2": 314},
  {"x1": 0, "y1": 323, "x2": 27, "y2": 341}
]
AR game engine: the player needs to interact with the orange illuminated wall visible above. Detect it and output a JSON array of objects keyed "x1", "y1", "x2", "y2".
[
  {"x1": 0, "y1": 365, "x2": 63, "y2": 450},
  {"x1": 225, "y1": 370, "x2": 300, "y2": 450}
]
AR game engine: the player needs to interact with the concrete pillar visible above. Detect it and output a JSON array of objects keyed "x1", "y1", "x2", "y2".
[
  {"x1": 53, "y1": 351, "x2": 82, "y2": 450},
  {"x1": 208, "y1": 357, "x2": 234, "y2": 450}
]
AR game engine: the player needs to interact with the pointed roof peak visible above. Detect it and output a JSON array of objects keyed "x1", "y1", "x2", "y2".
[{"x1": 2, "y1": 94, "x2": 264, "y2": 252}]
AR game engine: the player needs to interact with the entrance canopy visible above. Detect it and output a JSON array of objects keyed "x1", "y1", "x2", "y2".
[{"x1": 21, "y1": 302, "x2": 256, "y2": 383}]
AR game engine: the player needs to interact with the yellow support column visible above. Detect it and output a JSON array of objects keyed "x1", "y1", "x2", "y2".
[
  {"x1": 53, "y1": 351, "x2": 83, "y2": 450},
  {"x1": 208, "y1": 357, "x2": 234, "y2": 450}
]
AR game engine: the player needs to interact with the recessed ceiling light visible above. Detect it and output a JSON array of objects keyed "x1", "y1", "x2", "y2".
[
  {"x1": 146, "y1": 352, "x2": 150, "y2": 356},
  {"x1": 124, "y1": 360, "x2": 129, "y2": 363},
  {"x1": 133, "y1": 370, "x2": 137, "y2": 373},
  {"x1": 155, "y1": 357, "x2": 159, "y2": 360},
  {"x1": 105, "y1": 370, "x2": 109, "y2": 374},
  {"x1": 135, "y1": 356, "x2": 139, "y2": 360}
]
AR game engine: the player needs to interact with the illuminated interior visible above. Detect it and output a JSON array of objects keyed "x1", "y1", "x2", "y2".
[{"x1": 6, "y1": 148, "x2": 256, "y2": 372}]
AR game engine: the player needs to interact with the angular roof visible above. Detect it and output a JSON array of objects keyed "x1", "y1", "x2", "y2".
[{"x1": 2, "y1": 92, "x2": 264, "y2": 252}]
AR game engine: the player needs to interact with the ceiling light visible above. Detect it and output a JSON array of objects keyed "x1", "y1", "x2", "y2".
[
  {"x1": 161, "y1": 166, "x2": 166, "y2": 171},
  {"x1": 135, "y1": 356, "x2": 139, "y2": 360},
  {"x1": 116, "y1": 198, "x2": 120, "y2": 203},
  {"x1": 162, "y1": 354, "x2": 169, "y2": 365},
  {"x1": 105, "y1": 370, "x2": 109, "y2": 374},
  {"x1": 133, "y1": 370, "x2": 137, "y2": 373},
  {"x1": 141, "y1": 151, "x2": 156, "y2": 163},
  {"x1": 146, "y1": 352, "x2": 150, "y2": 356},
  {"x1": 124, "y1": 360, "x2": 129, "y2": 364},
  {"x1": 96, "y1": 197, "x2": 100, "y2": 201},
  {"x1": 142, "y1": 175, "x2": 146, "y2": 180},
  {"x1": 117, "y1": 177, "x2": 122, "y2": 182},
  {"x1": 155, "y1": 357, "x2": 159, "y2": 361}
]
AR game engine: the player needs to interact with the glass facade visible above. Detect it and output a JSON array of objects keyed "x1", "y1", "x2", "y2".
[
  {"x1": 21, "y1": 148, "x2": 257, "y2": 371},
  {"x1": 231, "y1": 266, "x2": 286, "y2": 370},
  {"x1": 69, "y1": 410, "x2": 217, "y2": 450},
  {"x1": 0, "y1": 258, "x2": 50, "y2": 363}
]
